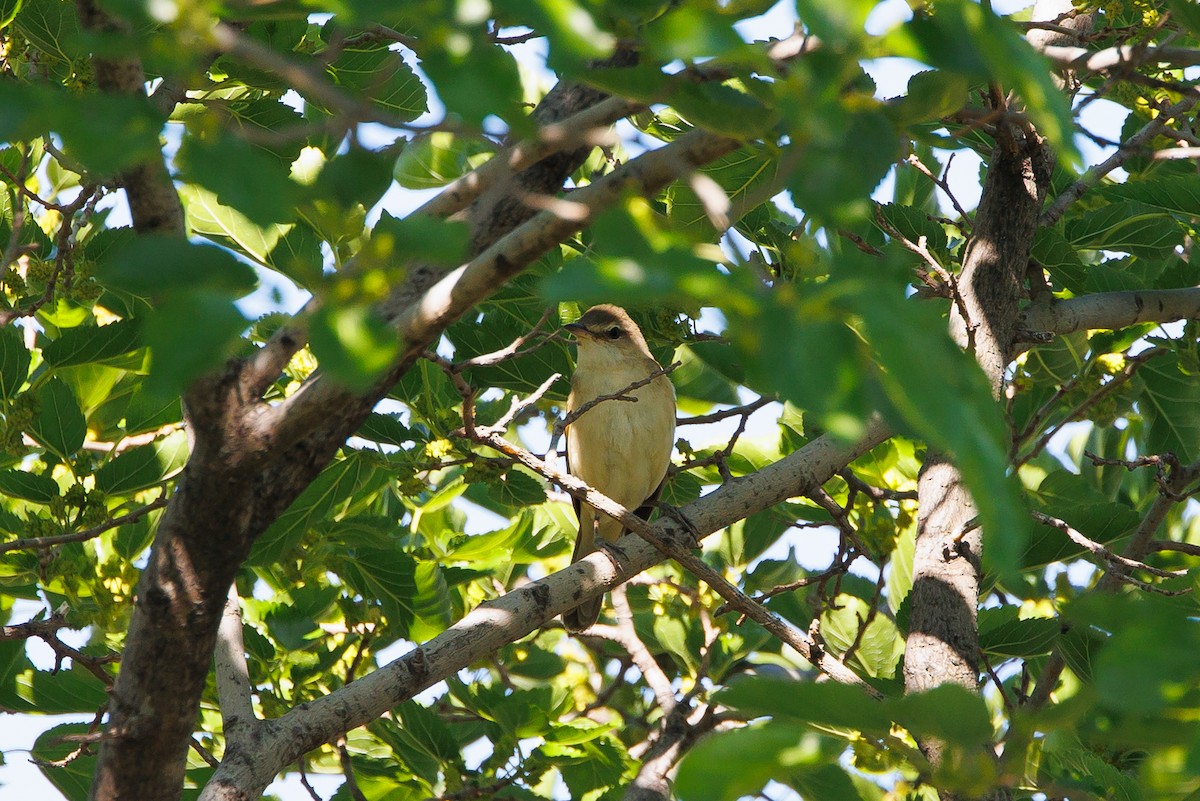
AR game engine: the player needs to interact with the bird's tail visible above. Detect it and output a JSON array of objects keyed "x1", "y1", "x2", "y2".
[
  {"x1": 562, "y1": 521, "x2": 602, "y2": 631},
  {"x1": 562, "y1": 596, "x2": 602, "y2": 632}
]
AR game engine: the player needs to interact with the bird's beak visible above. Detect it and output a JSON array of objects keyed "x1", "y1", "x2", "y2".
[{"x1": 564, "y1": 322, "x2": 589, "y2": 338}]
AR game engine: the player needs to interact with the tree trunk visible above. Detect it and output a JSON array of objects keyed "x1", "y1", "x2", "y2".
[{"x1": 903, "y1": 124, "x2": 1053, "y2": 793}]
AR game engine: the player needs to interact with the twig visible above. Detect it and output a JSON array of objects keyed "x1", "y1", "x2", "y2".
[
  {"x1": 587, "y1": 585, "x2": 677, "y2": 716},
  {"x1": 676, "y1": 397, "x2": 772, "y2": 426},
  {"x1": 1152, "y1": 539, "x2": 1200, "y2": 557},
  {"x1": 905, "y1": 151, "x2": 972, "y2": 232},
  {"x1": 466, "y1": 422, "x2": 881, "y2": 693},
  {"x1": 0, "y1": 497, "x2": 169, "y2": 555},
  {"x1": 1041, "y1": 95, "x2": 1199, "y2": 226},
  {"x1": 1013, "y1": 348, "x2": 1166, "y2": 467},
  {"x1": 2, "y1": 609, "x2": 117, "y2": 685},
  {"x1": 1031, "y1": 510, "x2": 1185, "y2": 580}
]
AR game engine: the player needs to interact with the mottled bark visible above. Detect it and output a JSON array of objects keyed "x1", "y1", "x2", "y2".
[{"x1": 903, "y1": 116, "x2": 1053, "y2": 794}]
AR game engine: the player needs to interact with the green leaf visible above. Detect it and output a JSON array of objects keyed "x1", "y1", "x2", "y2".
[
  {"x1": 978, "y1": 606, "x2": 1060, "y2": 658},
  {"x1": 0, "y1": 469, "x2": 59, "y2": 503},
  {"x1": 41, "y1": 318, "x2": 142, "y2": 368},
  {"x1": 890, "y1": 684, "x2": 992, "y2": 747},
  {"x1": 888, "y1": 70, "x2": 970, "y2": 125},
  {"x1": 486, "y1": 467, "x2": 547, "y2": 509},
  {"x1": 321, "y1": 46, "x2": 427, "y2": 121},
  {"x1": 355, "y1": 413, "x2": 410, "y2": 446},
  {"x1": 676, "y1": 722, "x2": 831, "y2": 801},
  {"x1": 393, "y1": 132, "x2": 495, "y2": 190},
  {"x1": 176, "y1": 129, "x2": 301, "y2": 226},
  {"x1": 308, "y1": 304, "x2": 400, "y2": 392},
  {"x1": 0, "y1": 325, "x2": 31, "y2": 399},
  {"x1": 819, "y1": 594, "x2": 903, "y2": 679},
  {"x1": 1065, "y1": 202, "x2": 1183, "y2": 261},
  {"x1": 339, "y1": 549, "x2": 419, "y2": 633},
  {"x1": 96, "y1": 236, "x2": 258, "y2": 297},
  {"x1": 721, "y1": 677, "x2": 892, "y2": 733},
  {"x1": 1099, "y1": 174, "x2": 1200, "y2": 218},
  {"x1": 251, "y1": 452, "x2": 386, "y2": 564},
  {"x1": 143, "y1": 291, "x2": 248, "y2": 397},
  {"x1": 876, "y1": 203, "x2": 948, "y2": 255},
  {"x1": 29, "y1": 377, "x2": 86, "y2": 458},
  {"x1": 885, "y1": 1, "x2": 1075, "y2": 162},
  {"x1": 1031, "y1": 227, "x2": 1086, "y2": 294},
  {"x1": 372, "y1": 212, "x2": 470, "y2": 268},
  {"x1": 859, "y1": 280, "x2": 1029, "y2": 580},
  {"x1": 670, "y1": 80, "x2": 779, "y2": 139},
  {"x1": 180, "y1": 185, "x2": 287, "y2": 267},
  {"x1": 788, "y1": 109, "x2": 900, "y2": 223},
  {"x1": 1138, "y1": 352, "x2": 1200, "y2": 462},
  {"x1": 34, "y1": 723, "x2": 97, "y2": 801},
  {"x1": 94, "y1": 430, "x2": 189, "y2": 494},
  {"x1": 419, "y1": 38, "x2": 522, "y2": 128},
  {"x1": 17, "y1": 663, "x2": 108, "y2": 713}
]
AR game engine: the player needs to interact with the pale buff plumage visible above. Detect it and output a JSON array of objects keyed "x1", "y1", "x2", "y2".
[{"x1": 562, "y1": 305, "x2": 675, "y2": 632}]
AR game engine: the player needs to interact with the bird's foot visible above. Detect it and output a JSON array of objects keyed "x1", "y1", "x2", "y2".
[
  {"x1": 657, "y1": 503, "x2": 702, "y2": 549},
  {"x1": 594, "y1": 539, "x2": 628, "y2": 572}
]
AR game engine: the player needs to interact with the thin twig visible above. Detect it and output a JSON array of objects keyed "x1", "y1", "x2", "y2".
[{"x1": 0, "y1": 497, "x2": 169, "y2": 555}]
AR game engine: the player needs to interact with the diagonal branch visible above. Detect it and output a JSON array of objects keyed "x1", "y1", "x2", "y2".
[{"x1": 199, "y1": 418, "x2": 893, "y2": 801}]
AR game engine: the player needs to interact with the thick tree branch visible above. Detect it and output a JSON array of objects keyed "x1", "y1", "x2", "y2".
[
  {"x1": 1018, "y1": 287, "x2": 1200, "y2": 340},
  {"x1": 214, "y1": 586, "x2": 258, "y2": 751},
  {"x1": 199, "y1": 420, "x2": 892, "y2": 800},
  {"x1": 260, "y1": 127, "x2": 739, "y2": 454}
]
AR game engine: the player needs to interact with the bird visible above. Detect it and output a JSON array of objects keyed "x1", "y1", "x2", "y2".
[{"x1": 562, "y1": 304, "x2": 676, "y2": 631}]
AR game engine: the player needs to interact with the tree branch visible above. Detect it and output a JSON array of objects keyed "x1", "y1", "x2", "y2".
[
  {"x1": 214, "y1": 585, "x2": 258, "y2": 751},
  {"x1": 199, "y1": 419, "x2": 893, "y2": 800},
  {"x1": 1018, "y1": 287, "x2": 1200, "y2": 340}
]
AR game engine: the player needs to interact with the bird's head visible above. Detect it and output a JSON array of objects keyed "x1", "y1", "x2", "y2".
[{"x1": 564, "y1": 304, "x2": 653, "y2": 361}]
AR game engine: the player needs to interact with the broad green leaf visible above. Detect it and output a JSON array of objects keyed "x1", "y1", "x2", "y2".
[
  {"x1": 978, "y1": 606, "x2": 1060, "y2": 658},
  {"x1": 180, "y1": 184, "x2": 287, "y2": 267},
  {"x1": 321, "y1": 46, "x2": 427, "y2": 121},
  {"x1": 29, "y1": 378, "x2": 86, "y2": 458},
  {"x1": 16, "y1": 663, "x2": 108, "y2": 713},
  {"x1": 819, "y1": 593, "x2": 903, "y2": 679},
  {"x1": 355, "y1": 413, "x2": 410, "y2": 446},
  {"x1": 888, "y1": 70, "x2": 970, "y2": 125},
  {"x1": 676, "y1": 722, "x2": 832, "y2": 801},
  {"x1": 885, "y1": 1, "x2": 1075, "y2": 162},
  {"x1": 251, "y1": 451, "x2": 386, "y2": 564},
  {"x1": 890, "y1": 684, "x2": 992, "y2": 747},
  {"x1": 94, "y1": 430, "x2": 189, "y2": 494},
  {"x1": 418, "y1": 38, "x2": 521, "y2": 128},
  {"x1": 372, "y1": 212, "x2": 470, "y2": 268},
  {"x1": 1138, "y1": 352, "x2": 1200, "y2": 462},
  {"x1": 859, "y1": 282, "x2": 1029, "y2": 580},
  {"x1": 143, "y1": 291, "x2": 248, "y2": 397},
  {"x1": 34, "y1": 723, "x2": 97, "y2": 801},
  {"x1": 393, "y1": 132, "x2": 495, "y2": 190},
  {"x1": 0, "y1": 325, "x2": 31, "y2": 399},
  {"x1": 41, "y1": 318, "x2": 142, "y2": 368},
  {"x1": 176, "y1": 129, "x2": 301, "y2": 226},
  {"x1": 1065, "y1": 202, "x2": 1183, "y2": 261},
  {"x1": 308, "y1": 304, "x2": 400, "y2": 392},
  {"x1": 1032, "y1": 226, "x2": 1089, "y2": 296},
  {"x1": 876, "y1": 203, "x2": 948, "y2": 255},
  {"x1": 1099, "y1": 174, "x2": 1200, "y2": 218},
  {"x1": 0, "y1": 468, "x2": 59, "y2": 503},
  {"x1": 486, "y1": 467, "x2": 547, "y2": 510},
  {"x1": 97, "y1": 237, "x2": 257, "y2": 297},
  {"x1": 722, "y1": 677, "x2": 892, "y2": 733}
]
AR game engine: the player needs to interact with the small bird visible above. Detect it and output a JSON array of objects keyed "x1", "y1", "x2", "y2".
[{"x1": 562, "y1": 305, "x2": 676, "y2": 631}]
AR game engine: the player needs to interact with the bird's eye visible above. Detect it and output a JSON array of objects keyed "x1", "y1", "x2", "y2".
[{"x1": 607, "y1": 326, "x2": 622, "y2": 340}]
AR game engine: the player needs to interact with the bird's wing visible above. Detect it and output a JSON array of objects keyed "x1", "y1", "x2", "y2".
[
  {"x1": 631, "y1": 473, "x2": 668, "y2": 522},
  {"x1": 564, "y1": 435, "x2": 582, "y2": 521}
]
